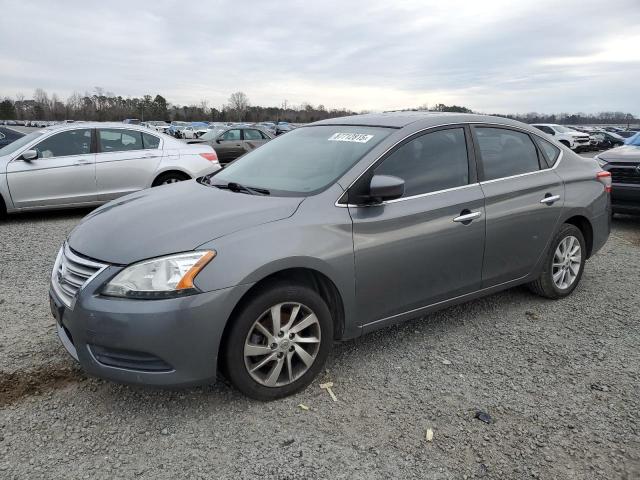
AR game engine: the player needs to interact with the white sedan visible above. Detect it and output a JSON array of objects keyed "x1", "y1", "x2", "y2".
[{"x1": 0, "y1": 122, "x2": 220, "y2": 216}]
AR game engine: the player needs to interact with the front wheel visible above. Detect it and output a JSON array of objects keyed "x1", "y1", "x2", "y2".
[
  {"x1": 528, "y1": 223, "x2": 586, "y2": 299},
  {"x1": 222, "y1": 282, "x2": 333, "y2": 400}
]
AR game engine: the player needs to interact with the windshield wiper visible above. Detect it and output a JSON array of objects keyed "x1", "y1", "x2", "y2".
[{"x1": 211, "y1": 181, "x2": 270, "y2": 196}]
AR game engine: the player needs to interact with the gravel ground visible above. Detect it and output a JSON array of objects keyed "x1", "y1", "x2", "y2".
[{"x1": 1, "y1": 202, "x2": 639, "y2": 479}]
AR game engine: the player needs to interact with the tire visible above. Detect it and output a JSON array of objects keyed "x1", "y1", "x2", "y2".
[
  {"x1": 222, "y1": 282, "x2": 333, "y2": 401},
  {"x1": 152, "y1": 171, "x2": 190, "y2": 186},
  {"x1": 528, "y1": 223, "x2": 586, "y2": 299},
  {"x1": 0, "y1": 195, "x2": 6, "y2": 221}
]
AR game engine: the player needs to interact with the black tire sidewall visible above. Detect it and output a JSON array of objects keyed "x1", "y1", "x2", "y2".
[
  {"x1": 223, "y1": 283, "x2": 333, "y2": 401},
  {"x1": 153, "y1": 172, "x2": 188, "y2": 186}
]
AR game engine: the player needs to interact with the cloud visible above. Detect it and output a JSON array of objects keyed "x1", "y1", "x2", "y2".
[{"x1": 0, "y1": 0, "x2": 639, "y2": 114}]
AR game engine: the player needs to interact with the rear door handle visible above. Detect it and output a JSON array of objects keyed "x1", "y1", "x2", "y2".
[
  {"x1": 453, "y1": 211, "x2": 482, "y2": 223},
  {"x1": 540, "y1": 194, "x2": 560, "y2": 205},
  {"x1": 74, "y1": 159, "x2": 90, "y2": 166}
]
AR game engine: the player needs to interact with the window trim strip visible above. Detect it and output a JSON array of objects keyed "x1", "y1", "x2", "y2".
[{"x1": 335, "y1": 121, "x2": 563, "y2": 208}]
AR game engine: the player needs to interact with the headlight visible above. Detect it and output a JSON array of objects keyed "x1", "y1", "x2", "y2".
[{"x1": 102, "y1": 251, "x2": 215, "y2": 299}]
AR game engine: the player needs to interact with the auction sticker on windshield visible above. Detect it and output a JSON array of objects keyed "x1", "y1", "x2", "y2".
[{"x1": 328, "y1": 133, "x2": 374, "y2": 143}]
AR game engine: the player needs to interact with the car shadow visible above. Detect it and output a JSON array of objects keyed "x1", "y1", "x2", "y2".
[{"x1": 2, "y1": 207, "x2": 94, "y2": 224}]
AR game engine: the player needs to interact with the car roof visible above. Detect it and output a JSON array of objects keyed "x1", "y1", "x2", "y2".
[
  {"x1": 39, "y1": 122, "x2": 158, "y2": 132},
  {"x1": 311, "y1": 111, "x2": 529, "y2": 129}
]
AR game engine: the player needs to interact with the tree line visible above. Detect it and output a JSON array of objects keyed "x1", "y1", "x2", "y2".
[
  {"x1": 0, "y1": 88, "x2": 636, "y2": 126},
  {"x1": 0, "y1": 88, "x2": 356, "y2": 123}
]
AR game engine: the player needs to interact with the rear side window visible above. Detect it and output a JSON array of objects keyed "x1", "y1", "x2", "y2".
[
  {"x1": 475, "y1": 128, "x2": 540, "y2": 181},
  {"x1": 34, "y1": 129, "x2": 92, "y2": 158},
  {"x1": 375, "y1": 127, "x2": 470, "y2": 198},
  {"x1": 142, "y1": 132, "x2": 161, "y2": 149},
  {"x1": 243, "y1": 129, "x2": 265, "y2": 140},
  {"x1": 535, "y1": 137, "x2": 560, "y2": 167},
  {"x1": 98, "y1": 129, "x2": 143, "y2": 152}
]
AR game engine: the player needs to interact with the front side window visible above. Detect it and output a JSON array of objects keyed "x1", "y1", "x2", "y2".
[
  {"x1": 212, "y1": 125, "x2": 391, "y2": 196},
  {"x1": 98, "y1": 129, "x2": 143, "y2": 152},
  {"x1": 221, "y1": 129, "x2": 241, "y2": 141},
  {"x1": 375, "y1": 128, "x2": 470, "y2": 198},
  {"x1": 34, "y1": 129, "x2": 92, "y2": 158},
  {"x1": 475, "y1": 127, "x2": 540, "y2": 181},
  {"x1": 142, "y1": 132, "x2": 161, "y2": 149}
]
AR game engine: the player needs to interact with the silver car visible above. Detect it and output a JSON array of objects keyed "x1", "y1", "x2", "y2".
[
  {"x1": 0, "y1": 122, "x2": 220, "y2": 215},
  {"x1": 49, "y1": 113, "x2": 610, "y2": 400}
]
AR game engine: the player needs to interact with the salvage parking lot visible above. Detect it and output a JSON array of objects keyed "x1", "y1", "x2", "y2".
[{"x1": 1, "y1": 155, "x2": 639, "y2": 479}]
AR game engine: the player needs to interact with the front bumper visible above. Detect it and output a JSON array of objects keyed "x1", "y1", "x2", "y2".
[
  {"x1": 611, "y1": 184, "x2": 640, "y2": 214},
  {"x1": 50, "y1": 265, "x2": 252, "y2": 387}
]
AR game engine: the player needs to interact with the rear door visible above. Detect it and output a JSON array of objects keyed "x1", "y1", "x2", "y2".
[
  {"x1": 472, "y1": 126, "x2": 564, "y2": 287},
  {"x1": 6, "y1": 128, "x2": 96, "y2": 208},
  {"x1": 242, "y1": 128, "x2": 270, "y2": 154},
  {"x1": 95, "y1": 128, "x2": 163, "y2": 201},
  {"x1": 215, "y1": 129, "x2": 244, "y2": 163},
  {"x1": 349, "y1": 126, "x2": 486, "y2": 327}
]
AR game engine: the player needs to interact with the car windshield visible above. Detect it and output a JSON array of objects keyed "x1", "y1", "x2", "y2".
[
  {"x1": 210, "y1": 125, "x2": 392, "y2": 196},
  {"x1": 624, "y1": 132, "x2": 640, "y2": 146},
  {"x1": 554, "y1": 125, "x2": 577, "y2": 133},
  {"x1": 0, "y1": 130, "x2": 45, "y2": 156}
]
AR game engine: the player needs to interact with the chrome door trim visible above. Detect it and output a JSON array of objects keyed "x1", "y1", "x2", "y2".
[{"x1": 335, "y1": 122, "x2": 563, "y2": 207}]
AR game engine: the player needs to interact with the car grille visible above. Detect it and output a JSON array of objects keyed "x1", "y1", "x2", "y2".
[
  {"x1": 610, "y1": 165, "x2": 640, "y2": 185},
  {"x1": 575, "y1": 137, "x2": 589, "y2": 143},
  {"x1": 51, "y1": 243, "x2": 107, "y2": 308}
]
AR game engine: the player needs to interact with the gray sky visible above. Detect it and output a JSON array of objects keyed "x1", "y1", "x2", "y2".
[{"x1": 1, "y1": 0, "x2": 639, "y2": 114}]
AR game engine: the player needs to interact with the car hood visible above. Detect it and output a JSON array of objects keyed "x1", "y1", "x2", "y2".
[
  {"x1": 568, "y1": 132, "x2": 589, "y2": 137},
  {"x1": 68, "y1": 180, "x2": 304, "y2": 265},
  {"x1": 598, "y1": 145, "x2": 640, "y2": 162}
]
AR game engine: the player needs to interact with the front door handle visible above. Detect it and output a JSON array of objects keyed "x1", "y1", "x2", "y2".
[
  {"x1": 453, "y1": 210, "x2": 482, "y2": 223},
  {"x1": 73, "y1": 159, "x2": 90, "y2": 166},
  {"x1": 540, "y1": 194, "x2": 560, "y2": 205}
]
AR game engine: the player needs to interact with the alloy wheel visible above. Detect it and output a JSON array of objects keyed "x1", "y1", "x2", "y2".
[
  {"x1": 243, "y1": 302, "x2": 321, "y2": 387},
  {"x1": 552, "y1": 235, "x2": 582, "y2": 290}
]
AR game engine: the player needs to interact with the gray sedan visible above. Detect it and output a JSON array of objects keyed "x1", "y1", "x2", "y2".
[
  {"x1": 50, "y1": 112, "x2": 610, "y2": 400},
  {"x1": 188, "y1": 126, "x2": 273, "y2": 164},
  {"x1": 0, "y1": 122, "x2": 220, "y2": 216}
]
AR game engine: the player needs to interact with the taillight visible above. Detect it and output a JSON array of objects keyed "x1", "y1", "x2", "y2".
[
  {"x1": 199, "y1": 152, "x2": 218, "y2": 162},
  {"x1": 596, "y1": 171, "x2": 612, "y2": 193}
]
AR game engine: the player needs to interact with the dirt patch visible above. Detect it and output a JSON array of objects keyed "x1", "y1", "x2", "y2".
[{"x1": 0, "y1": 366, "x2": 84, "y2": 407}]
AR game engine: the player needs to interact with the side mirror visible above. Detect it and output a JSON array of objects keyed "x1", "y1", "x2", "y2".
[
  {"x1": 368, "y1": 175, "x2": 404, "y2": 203},
  {"x1": 21, "y1": 149, "x2": 38, "y2": 161}
]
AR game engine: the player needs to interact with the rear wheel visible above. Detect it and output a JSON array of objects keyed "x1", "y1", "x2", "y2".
[
  {"x1": 152, "y1": 171, "x2": 190, "y2": 186},
  {"x1": 528, "y1": 223, "x2": 586, "y2": 299},
  {"x1": 223, "y1": 282, "x2": 333, "y2": 400}
]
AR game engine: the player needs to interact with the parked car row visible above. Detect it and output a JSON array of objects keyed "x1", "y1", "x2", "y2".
[
  {"x1": 532, "y1": 123, "x2": 638, "y2": 152},
  {"x1": 0, "y1": 122, "x2": 220, "y2": 216}
]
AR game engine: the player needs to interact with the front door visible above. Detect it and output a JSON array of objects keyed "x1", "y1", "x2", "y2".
[
  {"x1": 472, "y1": 126, "x2": 564, "y2": 286},
  {"x1": 349, "y1": 126, "x2": 486, "y2": 328},
  {"x1": 6, "y1": 128, "x2": 96, "y2": 208},
  {"x1": 215, "y1": 129, "x2": 244, "y2": 163}
]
